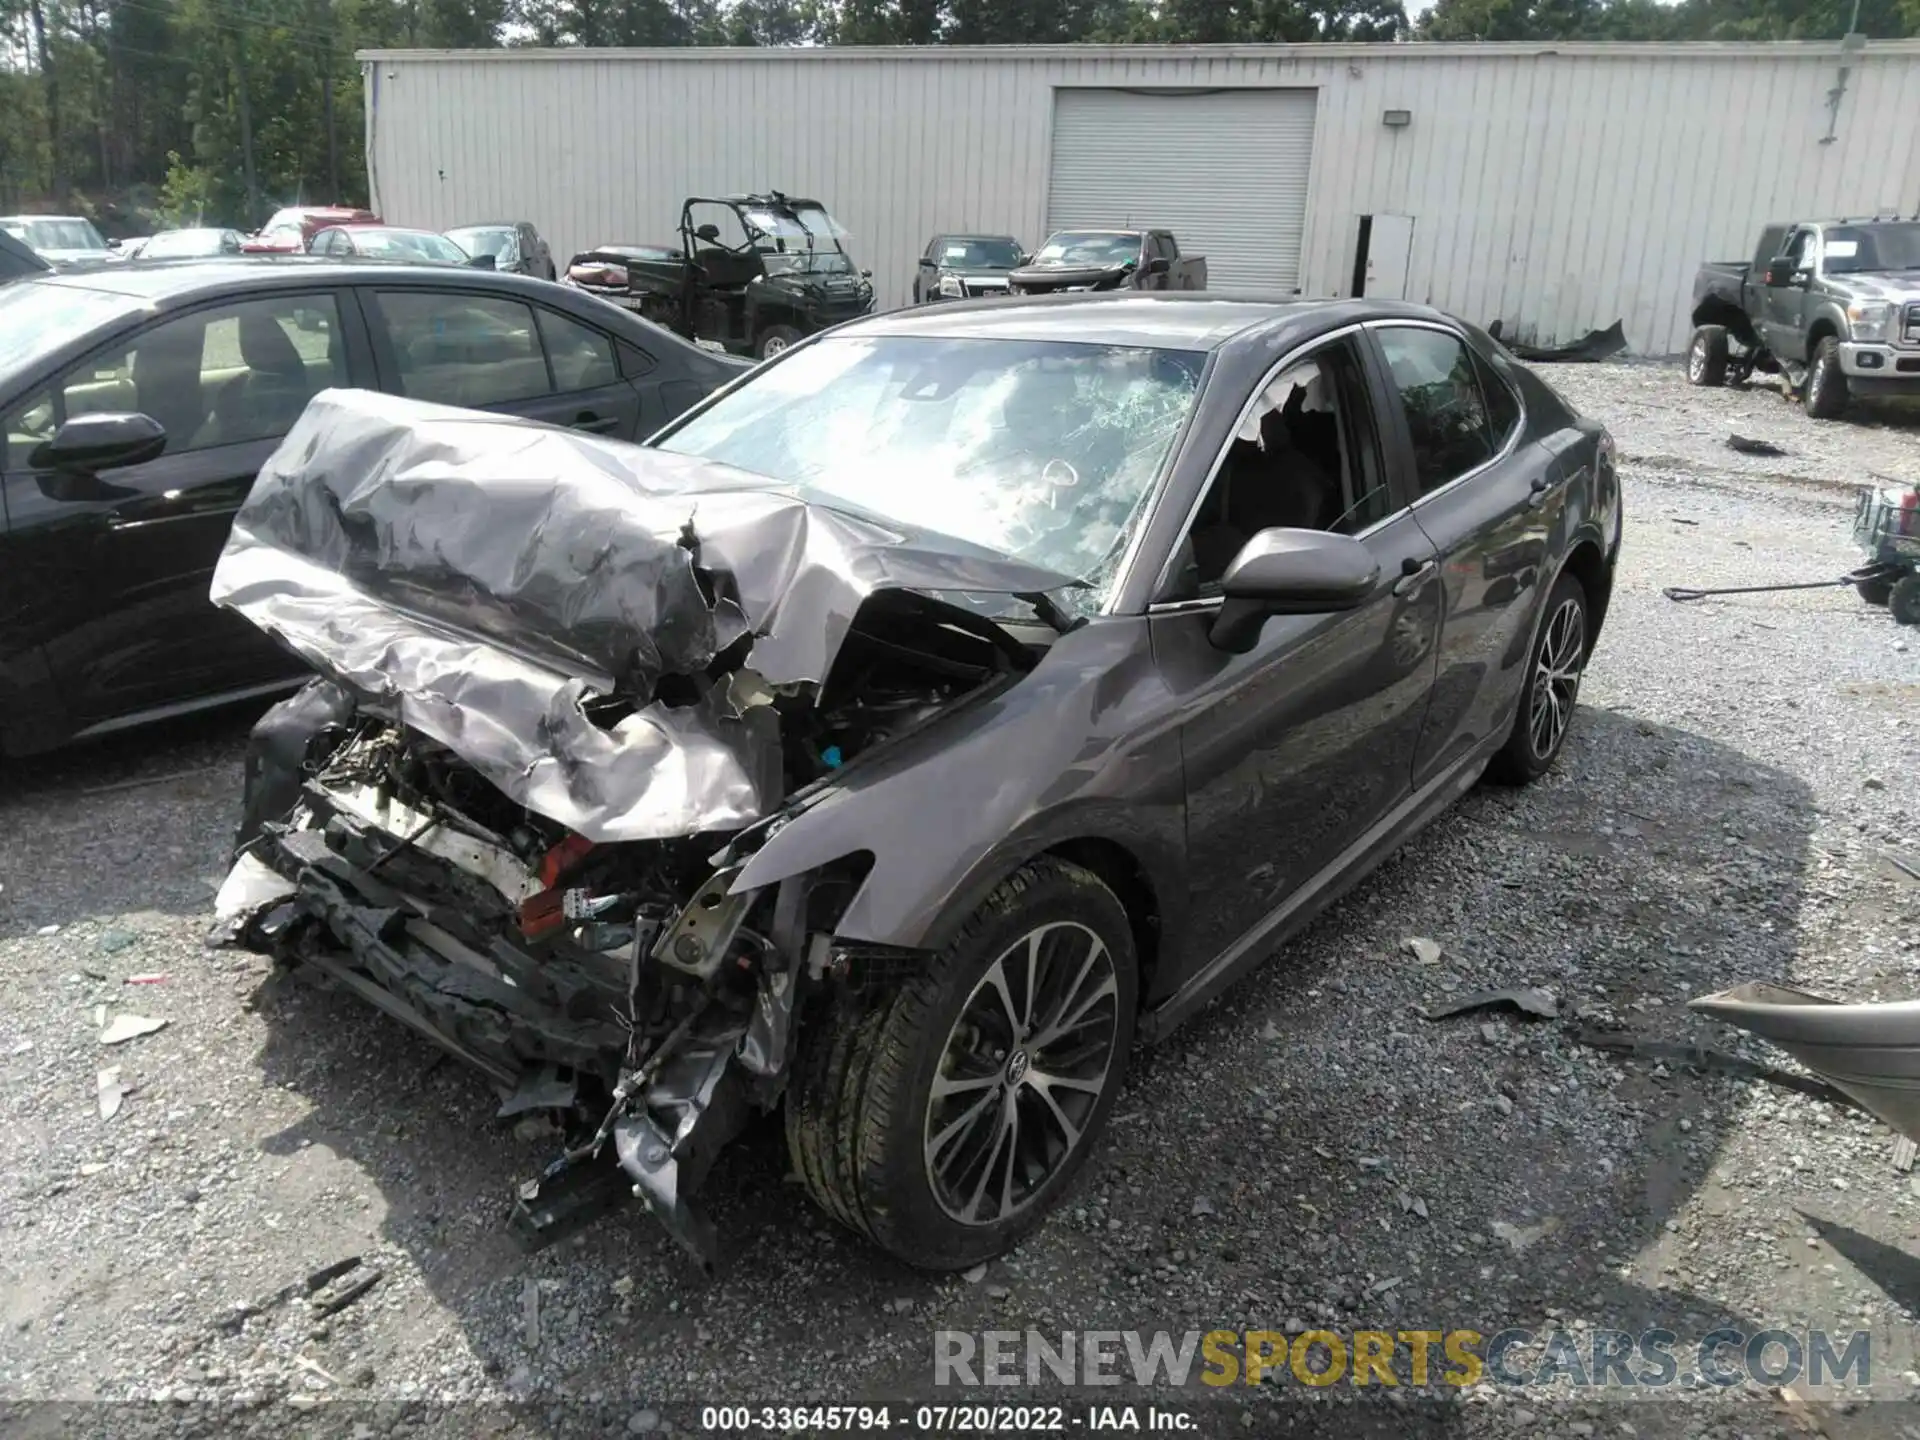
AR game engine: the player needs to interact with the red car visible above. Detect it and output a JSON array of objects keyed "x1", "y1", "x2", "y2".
[{"x1": 242, "y1": 206, "x2": 382, "y2": 255}]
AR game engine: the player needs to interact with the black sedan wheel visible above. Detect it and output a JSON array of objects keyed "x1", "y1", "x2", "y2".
[
  {"x1": 1487, "y1": 570, "x2": 1588, "y2": 785},
  {"x1": 786, "y1": 857, "x2": 1137, "y2": 1269}
]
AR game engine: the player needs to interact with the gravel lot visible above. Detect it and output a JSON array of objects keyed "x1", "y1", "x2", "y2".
[{"x1": 5, "y1": 365, "x2": 1920, "y2": 1439}]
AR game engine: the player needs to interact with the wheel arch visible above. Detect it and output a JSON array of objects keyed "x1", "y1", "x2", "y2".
[
  {"x1": 1561, "y1": 536, "x2": 1613, "y2": 657},
  {"x1": 1807, "y1": 312, "x2": 1843, "y2": 349}
]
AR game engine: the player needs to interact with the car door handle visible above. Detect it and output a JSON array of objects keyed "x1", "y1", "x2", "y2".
[
  {"x1": 1392, "y1": 557, "x2": 1436, "y2": 597},
  {"x1": 571, "y1": 412, "x2": 619, "y2": 434}
]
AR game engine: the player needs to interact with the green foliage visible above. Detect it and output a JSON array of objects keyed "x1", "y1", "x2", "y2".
[{"x1": 1, "y1": 0, "x2": 1912, "y2": 225}]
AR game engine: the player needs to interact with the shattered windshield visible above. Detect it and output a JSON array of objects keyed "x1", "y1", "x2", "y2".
[
  {"x1": 1033, "y1": 232, "x2": 1141, "y2": 268},
  {"x1": 1824, "y1": 223, "x2": 1920, "y2": 274},
  {"x1": 654, "y1": 335, "x2": 1204, "y2": 613},
  {"x1": 446, "y1": 226, "x2": 518, "y2": 263}
]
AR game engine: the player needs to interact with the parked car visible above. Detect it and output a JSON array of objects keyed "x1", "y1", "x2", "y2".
[
  {"x1": 914, "y1": 233, "x2": 1025, "y2": 303},
  {"x1": 446, "y1": 222, "x2": 556, "y2": 280},
  {"x1": 0, "y1": 214, "x2": 113, "y2": 267},
  {"x1": 1689, "y1": 217, "x2": 1920, "y2": 418},
  {"x1": 0, "y1": 258, "x2": 748, "y2": 758},
  {"x1": 242, "y1": 206, "x2": 381, "y2": 255},
  {"x1": 137, "y1": 228, "x2": 247, "y2": 260},
  {"x1": 1009, "y1": 229, "x2": 1206, "y2": 296},
  {"x1": 622, "y1": 191, "x2": 875, "y2": 359},
  {"x1": 208, "y1": 293, "x2": 1620, "y2": 1272},
  {"x1": 309, "y1": 226, "x2": 485, "y2": 267},
  {"x1": 561, "y1": 244, "x2": 682, "y2": 303}
]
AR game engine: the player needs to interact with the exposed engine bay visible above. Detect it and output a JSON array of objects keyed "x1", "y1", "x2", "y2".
[{"x1": 206, "y1": 389, "x2": 1070, "y2": 1267}]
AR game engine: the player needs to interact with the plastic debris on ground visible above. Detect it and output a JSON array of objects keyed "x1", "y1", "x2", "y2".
[{"x1": 98, "y1": 1014, "x2": 169, "y2": 1045}]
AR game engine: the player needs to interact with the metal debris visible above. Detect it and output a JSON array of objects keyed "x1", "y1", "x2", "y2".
[
  {"x1": 495, "y1": 1067, "x2": 577, "y2": 1119},
  {"x1": 125, "y1": 974, "x2": 169, "y2": 986},
  {"x1": 522, "y1": 1278, "x2": 541, "y2": 1349},
  {"x1": 1421, "y1": 987, "x2": 1559, "y2": 1022},
  {"x1": 98, "y1": 1014, "x2": 169, "y2": 1045},
  {"x1": 310, "y1": 1266, "x2": 382, "y2": 1318},
  {"x1": 1894, "y1": 1136, "x2": 1917, "y2": 1173},
  {"x1": 1571, "y1": 1026, "x2": 1858, "y2": 1112}
]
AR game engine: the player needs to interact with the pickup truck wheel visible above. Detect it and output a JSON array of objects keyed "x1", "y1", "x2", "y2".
[
  {"x1": 756, "y1": 325, "x2": 803, "y2": 360},
  {"x1": 1687, "y1": 326, "x2": 1729, "y2": 387},
  {"x1": 1804, "y1": 337, "x2": 1849, "y2": 419},
  {"x1": 785, "y1": 857, "x2": 1137, "y2": 1270}
]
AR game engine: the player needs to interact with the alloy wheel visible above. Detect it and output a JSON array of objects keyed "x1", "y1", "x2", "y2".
[
  {"x1": 762, "y1": 334, "x2": 789, "y2": 358},
  {"x1": 1687, "y1": 337, "x2": 1706, "y2": 383},
  {"x1": 1527, "y1": 596, "x2": 1585, "y2": 759},
  {"x1": 923, "y1": 921, "x2": 1121, "y2": 1226}
]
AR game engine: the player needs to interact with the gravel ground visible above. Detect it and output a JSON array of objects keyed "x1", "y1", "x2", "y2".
[{"x1": 5, "y1": 365, "x2": 1920, "y2": 1440}]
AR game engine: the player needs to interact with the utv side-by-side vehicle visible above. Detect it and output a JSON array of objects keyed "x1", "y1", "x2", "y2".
[{"x1": 625, "y1": 193, "x2": 877, "y2": 361}]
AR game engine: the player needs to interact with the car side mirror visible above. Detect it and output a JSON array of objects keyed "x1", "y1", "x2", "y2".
[
  {"x1": 860, "y1": 267, "x2": 872, "y2": 278},
  {"x1": 1145, "y1": 256, "x2": 1171, "y2": 276},
  {"x1": 1209, "y1": 528, "x2": 1380, "y2": 653},
  {"x1": 29, "y1": 412, "x2": 167, "y2": 475},
  {"x1": 1763, "y1": 255, "x2": 1798, "y2": 286},
  {"x1": 466, "y1": 252, "x2": 497, "y2": 270}
]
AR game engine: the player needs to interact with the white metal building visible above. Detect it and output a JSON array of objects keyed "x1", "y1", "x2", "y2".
[{"x1": 358, "y1": 40, "x2": 1920, "y2": 354}]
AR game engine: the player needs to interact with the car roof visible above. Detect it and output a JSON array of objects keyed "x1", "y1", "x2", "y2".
[
  {"x1": 934, "y1": 233, "x2": 1019, "y2": 241},
  {"x1": 451, "y1": 221, "x2": 525, "y2": 229},
  {"x1": 332, "y1": 225, "x2": 441, "y2": 236},
  {"x1": 848, "y1": 291, "x2": 1447, "y2": 352},
  {"x1": 20, "y1": 256, "x2": 552, "y2": 301},
  {"x1": 2, "y1": 213, "x2": 92, "y2": 223}
]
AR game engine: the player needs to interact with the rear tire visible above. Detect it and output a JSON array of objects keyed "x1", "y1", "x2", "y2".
[
  {"x1": 1687, "y1": 326, "x2": 1729, "y2": 387},
  {"x1": 1486, "y1": 570, "x2": 1589, "y2": 786},
  {"x1": 786, "y1": 857, "x2": 1137, "y2": 1270},
  {"x1": 1891, "y1": 576, "x2": 1920, "y2": 627},
  {"x1": 1855, "y1": 576, "x2": 1895, "y2": 607},
  {"x1": 1804, "y1": 336, "x2": 1849, "y2": 419}
]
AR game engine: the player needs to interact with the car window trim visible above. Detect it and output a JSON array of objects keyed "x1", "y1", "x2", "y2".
[
  {"x1": 1364, "y1": 318, "x2": 1525, "y2": 512},
  {"x1": 1137, "y1": 322, "x2": 1391, "y2": 609}
]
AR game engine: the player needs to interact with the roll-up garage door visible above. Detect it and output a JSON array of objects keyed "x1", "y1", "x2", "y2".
[{"x1": 1044, "y1": 88, "x2": 1318, "y2": 292}]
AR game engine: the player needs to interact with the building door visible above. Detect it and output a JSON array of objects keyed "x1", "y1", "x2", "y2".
[
  {"x1": 1044, "y1": 87, "x2": 1318, "y2": 292},
  {"x1": 1361, "y1": 214, "x2": 1416, "y2": 299}
]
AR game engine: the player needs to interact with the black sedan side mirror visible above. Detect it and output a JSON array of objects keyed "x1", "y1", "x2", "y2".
[
  {"x1": 467, "y1": 252, "x2": 497, "y2": 270},
  {"x1": 30, "y1": 412, "x2": 167, "y2": 474},
  {"x1": 1209, "y1": 528, "x2": 1379, "y2": 653}
]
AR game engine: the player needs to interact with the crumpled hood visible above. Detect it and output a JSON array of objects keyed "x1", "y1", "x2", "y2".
[
  {"x1": 209, "y1": 388, "x2": 1071, "y2": 843},
  {"x1": 1010, "y1": 262, "x2": 1129, "y2": 289}
]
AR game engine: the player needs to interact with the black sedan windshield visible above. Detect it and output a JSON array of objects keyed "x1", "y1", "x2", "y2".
[{"x1": 654, "y1": 335, "x2": 1204, "y2": 609}]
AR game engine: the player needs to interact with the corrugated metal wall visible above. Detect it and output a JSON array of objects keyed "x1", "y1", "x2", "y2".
[{"x1": 359, "y1": 42, "x2": 1920, "y2": 354}]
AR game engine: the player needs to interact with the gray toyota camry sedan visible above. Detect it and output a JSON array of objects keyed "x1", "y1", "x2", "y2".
[{"x1": 210, "y1": 292, "x2": 1621, "y2": 1273}]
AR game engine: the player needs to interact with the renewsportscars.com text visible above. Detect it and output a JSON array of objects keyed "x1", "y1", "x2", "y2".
[{"x1": 933, "y1": 1327, "x2": 1873, "y2": 1391}]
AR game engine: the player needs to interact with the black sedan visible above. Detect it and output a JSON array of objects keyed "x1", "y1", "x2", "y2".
[
  {"x1": 210, "y1": 292, "x2": 1620, "y2": 1272},
  {"x1": 0, "y1": 258, "x2": 747, "y2": 758}
]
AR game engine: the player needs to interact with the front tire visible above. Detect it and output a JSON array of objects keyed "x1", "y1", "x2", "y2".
[
  {"x1": 786, "y1": 857, "x2": 1137, "y2": 1270},
  {"x1": 1687, "y1": 326, "x2": 1729, "y2": 387},
  {"x1": 1804, "y1": 336, "x2": 1849, "y2": 419},
  {"x1": 1487, "y1": 570, "x2": 1589, "y2": 786},
  {"x1": 1891, "y1": 576, "x2": 1920, "y2": 627},
  {"x1": 756, "y1": 324, "x2": 803, "y2": 360}
]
